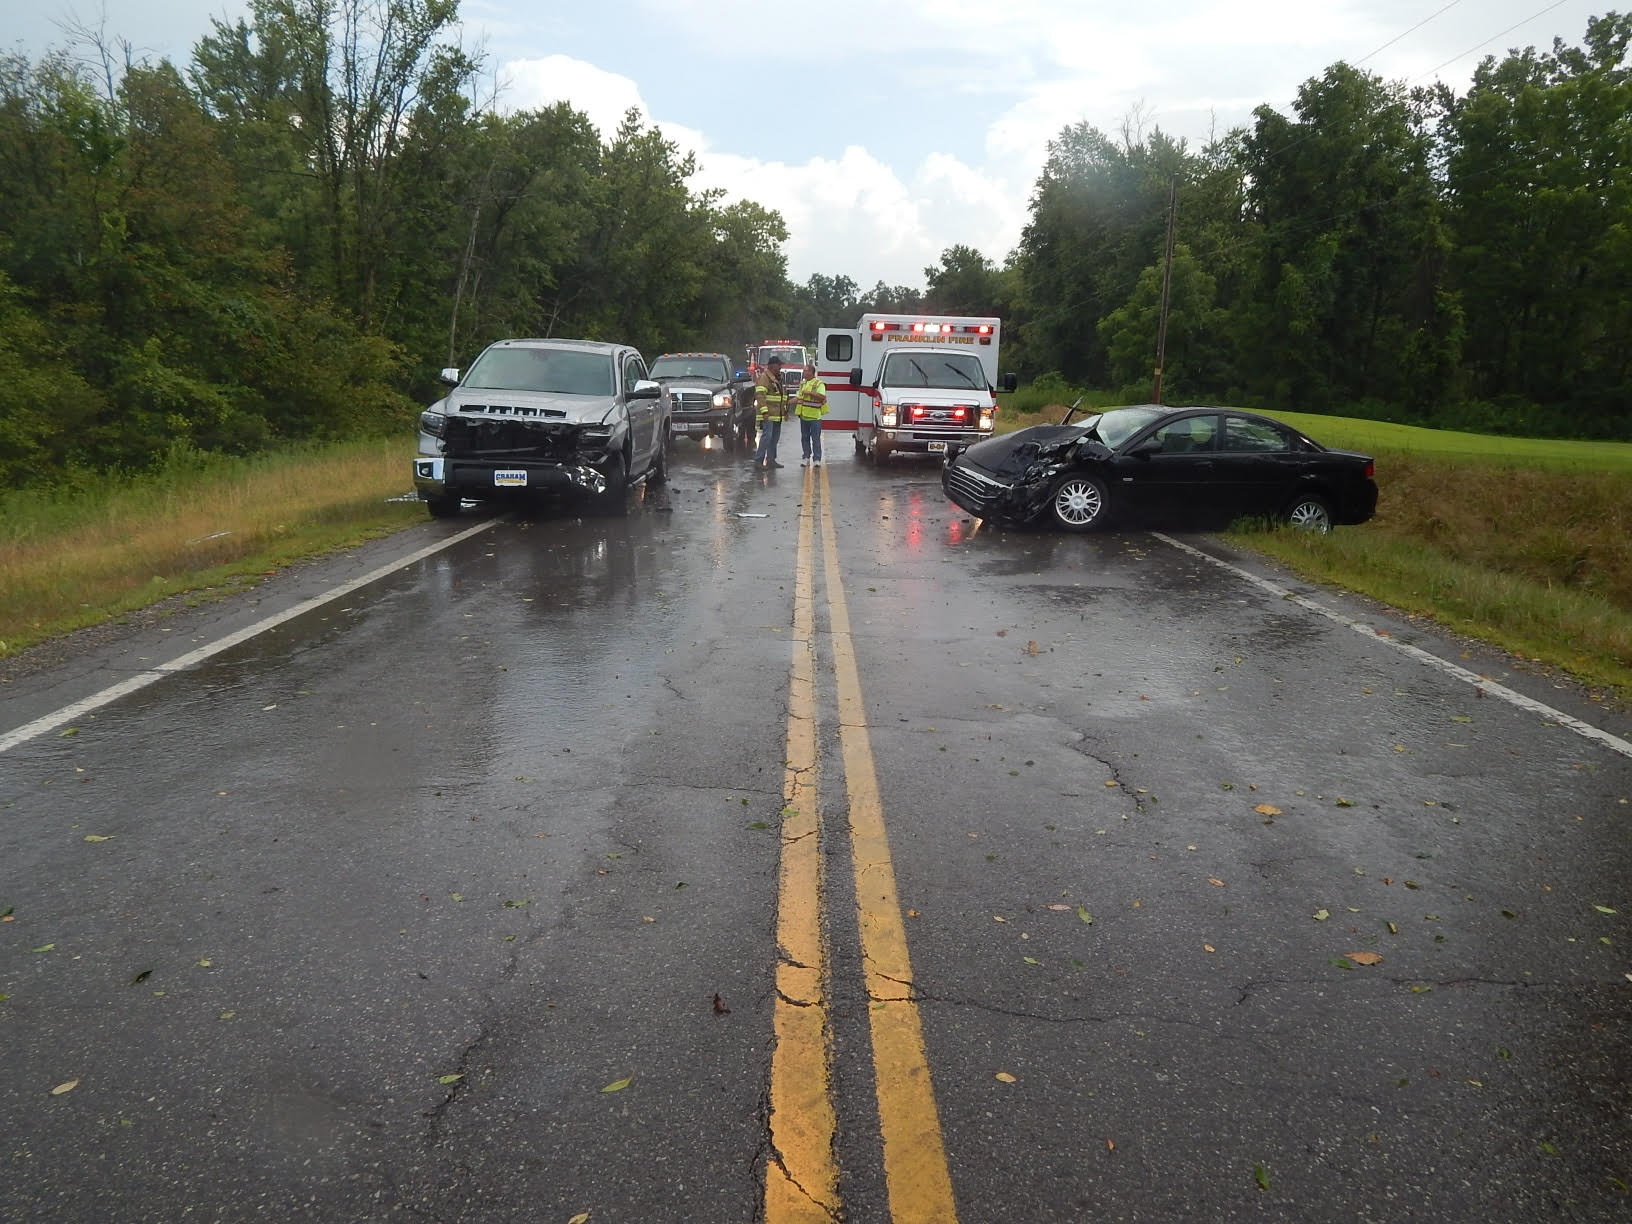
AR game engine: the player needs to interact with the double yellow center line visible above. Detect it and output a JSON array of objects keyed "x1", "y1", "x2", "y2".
[{"x1": 765, "y1": 467, "x2": 959, "y2": 1223}]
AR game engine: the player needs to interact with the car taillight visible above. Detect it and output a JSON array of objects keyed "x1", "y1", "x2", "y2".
[{"x1": 1363, "y1": 460, "x2": 1375, "y2": 478}]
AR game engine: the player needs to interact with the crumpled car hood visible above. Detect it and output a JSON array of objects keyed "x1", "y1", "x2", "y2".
[
  {"x1": 439, "y1": 388, "x2": 618, "y2": 426},
  {"x1": 962, "y1": 425, "x2": 1086, "y2": 477}
]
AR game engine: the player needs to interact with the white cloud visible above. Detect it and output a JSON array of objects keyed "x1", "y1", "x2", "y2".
[{"x1": 499, "y1": 55, "x2": 646, "y2": 137}]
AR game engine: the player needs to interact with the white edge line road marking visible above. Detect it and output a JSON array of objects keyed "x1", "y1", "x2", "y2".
[
  {"x1": 1155, "y1": 532, "x2": 1632, "y2": 762},
  {"x1": 0, "y1": 519, "x2": 500, "y2": 756}
]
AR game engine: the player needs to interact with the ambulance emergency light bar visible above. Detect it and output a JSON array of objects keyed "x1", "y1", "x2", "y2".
[{"x1": 868, "y1": 320, "x2": 995, "y2": 341}]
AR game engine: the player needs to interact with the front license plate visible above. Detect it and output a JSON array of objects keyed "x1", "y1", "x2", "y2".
[
  {"x1": 493, "y1": 470, "x2": 527, "y2": 486},
  {"x1": 927, "y1": 441, "x2": 948, "y2": 453},
  {"x1": 680, "y1": 422, "x2": 706, "y2": 433}
]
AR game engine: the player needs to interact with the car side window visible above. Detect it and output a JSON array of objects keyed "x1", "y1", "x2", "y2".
[
  {"x1": 622, "y1": 354, "x2": 646, "y2": 393},
  {"x1": 1149, "y1": 415, "x2": 1218, "y2": 454},
  {"x1": 1223, "y1": 416, "x2": 1289, "y2": 452},
  {"x1": 825, "y1": 334, "x2": 854, "y2": 363}
]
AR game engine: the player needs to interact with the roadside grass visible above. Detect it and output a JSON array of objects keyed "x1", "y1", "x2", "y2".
[
  {"x1": 0, "y1": 438, "x2": 421, "y2": 657},
  {"x1": 999, "y1": 401, "x2": 1632, "y2": 704}
]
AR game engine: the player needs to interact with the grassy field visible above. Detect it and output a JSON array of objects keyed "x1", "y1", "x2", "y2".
[{"x1": 2, "y1": 414, "x2": 1629, "y2": 707}]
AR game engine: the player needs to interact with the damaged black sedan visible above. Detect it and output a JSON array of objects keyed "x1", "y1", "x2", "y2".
[
  {"x1": 942, "y1": 404, "x2": 1377, "y2": 533},
  {"x1": 412, "y1": 338, "x2": 670, "y2": 517}
]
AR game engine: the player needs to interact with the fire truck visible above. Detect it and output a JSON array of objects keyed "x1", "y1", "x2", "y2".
[
  {"x1": 815, "y1": 315, "x2": 1017, "y2": 462},
  {"x1": 748, "y1": 339, "x2": 808, "y2": 398}
]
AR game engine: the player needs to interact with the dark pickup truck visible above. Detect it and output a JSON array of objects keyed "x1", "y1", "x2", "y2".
[{"x1": 649, "y1": 352, "x2": 755, "y2": 451}]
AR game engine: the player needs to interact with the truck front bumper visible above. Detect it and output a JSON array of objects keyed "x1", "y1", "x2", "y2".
[{"x1": 413, "y1": 456, "x2": 610, "y2": 500}]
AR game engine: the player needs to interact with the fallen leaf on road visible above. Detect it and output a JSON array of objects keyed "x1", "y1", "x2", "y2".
[
  {"x1": 1254, "y1": 804, "x2": 1281, "y2": 816},
  {"x1": 994, "y1": 1072, "x2": 1016, "y2": 1083},
  {"x1": 1313, "y1": 909, "x2": 1330, "y2": 921},
  {"x1": 1345, "y1": 952, "x2": 1383, "y2": 966},
  {"x1": 601, "y1": 1077, "x2": 632, "y2": 1093},
  {"x1": 82, "y1": 835, "x2": 112, "y2": 843},
  {"x1": 1207, "y1": 878, "x2": 1226, "y2": 888},
  {"x1": 51, "y1": 1080, "x2": 79, "y2": 1095},
  {"x1": 568, "y1": 1214, "x2": 591, "y2": 1224}
]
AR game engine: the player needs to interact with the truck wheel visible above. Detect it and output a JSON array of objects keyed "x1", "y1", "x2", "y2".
[
  {"x1": 648, "y1": 434, "x2": 668, "y2": 487},
  {"x1": 873, "y1": 439, "x2": 893, "y2": 464},
  {"x1": 854, "y1": 434, "x2": 866, "y2": 456},
  {"x1": 424, "y1": 495, "x2": 461, "y2": 519},
  {"x1": 595, "y1": 452, "x2": 628, "y2": 514}
]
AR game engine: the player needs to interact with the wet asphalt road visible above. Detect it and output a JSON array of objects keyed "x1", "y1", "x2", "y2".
[{"x1": 1, "y1": 436, "x2": 1629, "y2": 1223}]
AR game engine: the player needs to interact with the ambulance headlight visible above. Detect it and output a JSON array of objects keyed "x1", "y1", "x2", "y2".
[
  {"x1": 878, "y1": 405, "x2": 898, "y2": 427},
  {"x1": 979, "y1": 408, "x2": 994, "y2": 429}
]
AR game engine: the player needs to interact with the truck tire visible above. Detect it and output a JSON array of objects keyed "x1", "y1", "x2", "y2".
[
  {"x1": 873, "y1": 438, "x2": 893, "y2": 464},
  {"x1": 424, "y1": 495, "x2": 461, "y2": 519},
  {"x1": 648, "y1": 433, "x2": 668, "y2": 487},
  {"x1": 594, "y1": 452, "x2": 628, "y2": 514}
]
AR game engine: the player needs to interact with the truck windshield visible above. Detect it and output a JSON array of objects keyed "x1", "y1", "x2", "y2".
[
  {"x1": 881, "y1": 352, "x2": 985, "y2": 390},
  {"x1": 650, "y1": 357, "x2": 728, "y2": 381},
  {"x1": 464, "y1": 347, "x2": 615, "y2": 396}
]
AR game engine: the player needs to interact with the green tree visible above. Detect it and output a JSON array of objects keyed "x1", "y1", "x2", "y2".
[
  {"x1": 1237, "y1": 62, "x2": 1454, "y2": 413},
  {"x1": 1443, "y1": 13, "x2": 1632, "y2": 432}
]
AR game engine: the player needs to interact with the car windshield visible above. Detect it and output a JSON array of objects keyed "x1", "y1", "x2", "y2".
[
  {"x1": 1086, "y1": 406, "x2": 1165, "y2": 448},
  {"x1": 881, "y1": 351, "x2": 986, "y2": 390},
  {"x1": 650, "y1": 357, "x2": 728, "y2": 381},
  {"x1": 463, "y1": 347, "x2": 615, "y2": 396}
]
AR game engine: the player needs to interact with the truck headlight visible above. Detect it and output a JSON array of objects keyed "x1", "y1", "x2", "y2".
[
  {"x1": 713, "y1": 392, "x2": 733, "y2": 407},
  {"x1": 878, "y1": 406, "x2": 898, "y2": 427},
  {"x1": 419, "y1": 410, "x2": 446, "y2": 437},
  {"x1": 979, "y1": 408, "x2": 994, "y2": 429}
]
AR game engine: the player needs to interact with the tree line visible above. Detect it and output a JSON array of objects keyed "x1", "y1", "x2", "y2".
[
  {"x1": 822, "y1": 11, "x2": 1630, "y2": 441},
  {"x1": 3, "y1": 4, "x2": 1627, "y2": 491}
]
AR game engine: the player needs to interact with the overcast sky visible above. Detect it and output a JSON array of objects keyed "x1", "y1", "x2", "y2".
[{"x1": 7, "y1": 0, "x2": 1608, "y2": 289}]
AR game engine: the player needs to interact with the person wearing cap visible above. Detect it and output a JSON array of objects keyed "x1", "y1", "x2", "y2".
[
  {"x1": 793, "y1": 360, "x2": 828, "y2": 466},
  {"x1": 753, "y1": 357, "x2": 790, "y2": 468}
]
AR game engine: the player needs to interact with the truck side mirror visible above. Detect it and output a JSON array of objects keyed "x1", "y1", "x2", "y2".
[
  {"x1": 848, "y1": 367, "x2": 863, "y2": 387},
  {"x1": 439, "y1": 367, "x2": 461, "y2": 385},
  {"x1": 999, "y1": 372, "x2": 1018, "y2": 393}
]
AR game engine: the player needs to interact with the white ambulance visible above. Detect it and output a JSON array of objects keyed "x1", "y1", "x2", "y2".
[{"x1": 816, "y1": 314, "x2": 1018, "y2": 462}]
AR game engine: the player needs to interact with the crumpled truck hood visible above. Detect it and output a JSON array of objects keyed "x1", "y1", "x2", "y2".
[{"x1": 438, "y1": 388, "x2": 618, "y2": 426}]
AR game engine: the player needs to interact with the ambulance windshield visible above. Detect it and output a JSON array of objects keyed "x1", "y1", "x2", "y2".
[{"x1": 880, "y1": 351, "x2": 985, "y2": 390}]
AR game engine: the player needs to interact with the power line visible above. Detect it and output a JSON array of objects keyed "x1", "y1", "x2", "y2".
[
  {"x1": 1417, "y1": 0, "x2": 1574, "y2": 80},
  {"x1": 1356, "y1": 0, "x2": 1463, "y2": 67}
]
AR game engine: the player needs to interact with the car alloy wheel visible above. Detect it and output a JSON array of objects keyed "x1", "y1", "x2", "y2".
[
  {"x1": 1050, "y1": 476, "x2": 1107, "y2": 531},
  {"x1": 1285, "y1": 495, "x2": 1333, "y2": 534}
]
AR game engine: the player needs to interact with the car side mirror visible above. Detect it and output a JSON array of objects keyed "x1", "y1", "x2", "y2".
[
  {"x1": 1127, "y1": 438, "x2": 1160, "y2": 458},
  {"x1": 439, "y1": 367, "x2": 460, "y2": 385},
  {"x1": 848, "y1": 367, "x2": 863, "y2": 387},
  {"x1": 630, "y1": 379, "x2": 661, "y2": 399},
  {"x1": 998, "y1": 372, "x2": 1018, "y2": 393}
]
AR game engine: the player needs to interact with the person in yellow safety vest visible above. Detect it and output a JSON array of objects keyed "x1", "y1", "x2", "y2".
[
  {"x1": 753, "y1": 356, "x2": 790, "y2": 468},
  {"x1": 793, "y1": 361, "x2": 828, "y2": 466}
]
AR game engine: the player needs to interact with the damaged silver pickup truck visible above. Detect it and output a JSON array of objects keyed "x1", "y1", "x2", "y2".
[{"x1": 412, "y1": 338, "x2": 671, "y2": 517}]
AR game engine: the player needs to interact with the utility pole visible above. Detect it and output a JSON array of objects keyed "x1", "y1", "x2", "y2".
[{"x1": 1152, "y1": 174, "x2": 1178, "y2": 404}]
